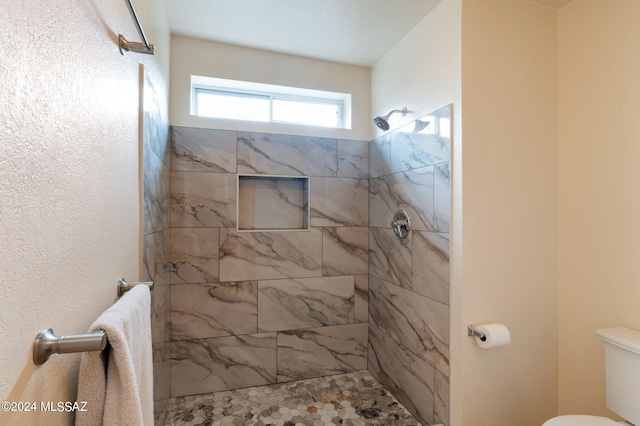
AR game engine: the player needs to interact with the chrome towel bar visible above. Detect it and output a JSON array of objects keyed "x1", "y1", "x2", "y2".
[
  {"x1": 117, "y1": 278, "x2": 153, "y2": 297},
  {"x1": 33, "y1": 328, "x2": 107, "y2": 366},
  {"x1": 32, "y1": 278, "x2": 153, "y2": 365},
  {"x1": 119, "y1": 0, "x2": 155, "y2": 55}
]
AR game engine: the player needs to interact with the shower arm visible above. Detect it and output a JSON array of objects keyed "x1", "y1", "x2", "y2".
[
  {"x1": 119, "y1": 0, "x2": 155, "y2": 55},
  {"x1": 386, "y1": 108, "x2": 407, "y2": 120}
]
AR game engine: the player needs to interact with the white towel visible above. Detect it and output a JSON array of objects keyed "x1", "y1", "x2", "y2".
[{"x1": 76, "y1": 285, "x2": 153, "y2": 426}]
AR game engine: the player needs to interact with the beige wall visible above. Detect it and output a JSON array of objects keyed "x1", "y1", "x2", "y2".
[
  {"x1": 170, "y1": 35, "x2": 371, "y2": 141},
  {"x1": 558, "y1": 0, "x2": 640, "y2": 418},
  {"x1": 460, "y1": 1, "x2": 558, "y2": 424},
  {"x1": 0, "y1": 0, "x2": 169, "y2": 424}
]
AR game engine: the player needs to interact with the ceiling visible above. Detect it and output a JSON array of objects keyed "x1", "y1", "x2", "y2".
[
  {"x1": 165, "y1": 0, "x2": 444, "y2": 67},
  {"x1": 165, "y1": 0, "x2": 575, "y2": 67}
]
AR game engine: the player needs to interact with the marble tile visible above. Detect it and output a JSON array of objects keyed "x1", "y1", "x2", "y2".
[
  {"x1": 171, "y1": 282, "x2": 258, "y2": 341},
  {"x1": 369, "y1": 227, "x2": 412, "y2": 289},
  {"x1": 219, "y1": 228, "x2": 323, "y2": 281},
  {"x1": 354, "y1": 275, "x2": 369, "y2": 323},
  {"x1": 390, "y1": 106, "x2": 452, "y2": 174},
  {"x1": 277, "y1": 323, "x2": 367, "y2": 382},
  {"x1": 170, "y1": 171, "x2": 237, "y2": 228},
  {"x1": 411, "y1": 232, "x2": 450, "y2": 305},
  {"x1": 142, "y1": 228, "x2": 170, "y2": 287},
  {"x1": 170, "y1": 333, "x2": 277, "y2": 397},
  {"x1": 370, "y1": 167, "x2": 435, "y2": 232},
  {"x1": 171, "y1": 127, "x2": 237, "y2": 173},
  {"x1": 369, "y1": 133, "x2": 391, "y2": 178},
  {"x1": 434, "y1": 369, "x2": 450, "y2": 426},
  {"x1": 257, "y1": 276, "x2": 354, "y2": 332},
  {"x1": 368, "y1": 276, "x2": 449, "y2": 377},
  {"x1": 434, "y1": 162, "x2": 451, "y2": 233},
  {"x1": 238, "y1": 132, "x2": 337, "y2": 177},
  {"x1": 238, "y1": 176, "x2": 308, "y2": 230},
  {"x1": 338, "y1": 139, "x2": 369, "y2": 178},
  {"x1": 151, "y1": 284, "x2": 170, "y2": 346},
  {"x1": 368, "y1": 324, "x2": 435, "y2": 426},
  {"x1": 153, "y1": 362, "x2": 171, "y2": 426},
  {"x1": 143, "y1": 75, "x2": 170, "y2": 169},
  {"x1": 310, "y1": 177, "x2": 369, "y2": 227},
  {"x1": 322, "y1": 227, "x2": 369, "y2": 276},
  {"x1": 143, "y1": 148, "x2": 170, "y2": 236},
  {"x1": 170, "y1": 228, "x2": 219, "y2": 284}
]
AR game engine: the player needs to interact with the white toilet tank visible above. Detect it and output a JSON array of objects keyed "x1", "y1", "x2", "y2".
[{"x1": 596, "y1": 327, "x2": 640, "y2": 426}]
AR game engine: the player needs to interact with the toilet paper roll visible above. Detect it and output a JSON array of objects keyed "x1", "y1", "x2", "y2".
[{"x1": 474, "y1": 323, "x2": 511, "y2": 349}]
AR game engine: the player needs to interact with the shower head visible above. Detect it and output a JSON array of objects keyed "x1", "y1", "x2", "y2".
[{"x1": 373, "y1": 107, "x2": 407, "y2": 131}]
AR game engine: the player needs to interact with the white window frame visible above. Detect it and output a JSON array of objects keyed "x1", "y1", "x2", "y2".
[{"x1": 191, "y1": 75, "x2": 351, "y2": 129}]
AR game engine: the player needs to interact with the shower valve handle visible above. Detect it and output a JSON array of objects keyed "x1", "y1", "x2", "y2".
[{"x1": 391, "y1": 210, "x2": 411, "y2": 239}]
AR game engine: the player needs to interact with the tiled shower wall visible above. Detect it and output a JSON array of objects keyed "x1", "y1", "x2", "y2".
[
  {"x1": 168, "y1": 128, "x2": 371, "y2": 397},
  {"x1": 367, "y1": 104, "x2": 451, "y2": 426},
  {"x1": 141, "y1": 74, "x2": 172, "y2": 425}
]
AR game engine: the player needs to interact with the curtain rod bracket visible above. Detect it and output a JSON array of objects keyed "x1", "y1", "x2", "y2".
[
  {"x1": 119, "y1": 34, "x2": 155, "y2": 56},
  {"x1": 119, "y1": 0, "x2": 155, "y2": 56}
]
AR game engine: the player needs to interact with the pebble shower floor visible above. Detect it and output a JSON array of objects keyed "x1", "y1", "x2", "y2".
[{"x1": 165, "y1": 370, "x2": 426, "y2": 426}]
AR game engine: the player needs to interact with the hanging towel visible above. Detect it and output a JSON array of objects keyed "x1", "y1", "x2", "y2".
[{"x1": 76, "y1": 285, "x2": 153, "y2": 426}]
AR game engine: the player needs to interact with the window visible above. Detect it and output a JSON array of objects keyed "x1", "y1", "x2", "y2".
[{"x1": 191, "y1": 76, "x2": 351, "y2": 129}]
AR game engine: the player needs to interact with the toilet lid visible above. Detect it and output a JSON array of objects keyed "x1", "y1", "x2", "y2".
[{"x1": 543, "y1": 415, "x2": 620, "y2": 426}]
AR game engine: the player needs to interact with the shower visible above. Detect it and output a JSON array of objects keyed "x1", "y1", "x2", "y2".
[{"x1": 373, "y1": 107, "x2": 407, "y2": 131}]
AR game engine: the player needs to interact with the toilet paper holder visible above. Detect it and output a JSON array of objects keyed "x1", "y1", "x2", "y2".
[{"x1": 467, "y1": 324, "x2": 487, "y2": 342}]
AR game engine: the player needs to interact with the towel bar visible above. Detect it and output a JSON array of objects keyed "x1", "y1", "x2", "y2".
[
  {"x1": 117, "y1": 278, "x2": 153, "y2": 297},
  {"x1": 33, "y1": 328, "x2": 107, "y2": 365},
  {"x1": 33, "y1": 278, "x2": 154, "y2": 365}
]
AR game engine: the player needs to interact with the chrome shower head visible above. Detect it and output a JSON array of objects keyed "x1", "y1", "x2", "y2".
[{"x1": 373, "y1": 107, "x2": 407, "y2": 131}]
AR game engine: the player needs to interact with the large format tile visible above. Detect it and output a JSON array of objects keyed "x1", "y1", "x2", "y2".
[
  {"x1": 170, "y1": 333, "x2": 277, "y2": 397},
  {"x1": 411, "y1": 231, "x2": 450, "y2": 305},
  {"x1": 143, "y1": 228, "x2": 170, "y2": 286},
  {"x1": 219, "y1": 229, "x2": 323, "y2": 281},
  {"x1": 434, "y1": 162, "x2": 451, "y2": 233},
  {"x1": 338, "y1": 139, "x2": 369, "y2": 178},
  {"x1": 170, "y1": 228, "x2": 219, "y2": 284},
  {"x1": 171, "y1": 282, "x2": 258, "y2": 341},
  {"x1": 170, "y1": 171, "x2": 237, "y2": 228},
  {"x1": 238, "y1": 132, "x2": 337, "y2": 176},
  {"x1": 369, "y1": 227, "x2": 412, "y2": 289},
  {"x1": 354, "y1": 275, "x2": 369, "y2": 323},
  {"x1": 277, "y1": 323, "x2": 367, "y2": 382},
  {"x1": 368, "y1": 324, "x2": 435, "y2": 426},
  {"x1": 368, "y1": 276, "x2": 449, "y2": 376},
  {"x1": 322, "y1": 227, "x2": 368, "y2": 276},
  {"x1": 390, "y1": 106, "x2": 451, "y2": 174},
  {"x1": 369, "y1": 167, "x2": 434, "y2": 231},
  {"x1": 171, "y1": 127, "x2": 237, "y2": 173},
  {"x1": 310, "y1": 177, "x2": 368, "y2": 227},
  {"x1": 369, "y1": 134, "x2": 391, "y2": 178},
  {"x1": 434, "y1": 369, "x2": 450, "y2": 426},
  {"x1": 143, "y1": 147, "x2": 170, "y2": 235},
  {"x1": 257, "y1": 276, "x2": 354, "y2": 332}
]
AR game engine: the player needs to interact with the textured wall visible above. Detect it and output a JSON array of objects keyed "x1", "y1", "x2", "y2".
[
  {"x1": 168, "y1": 127, "x2": 370, "y2": 397},
  {"x1": 0, "y1": 0, "x2": 169, "y2": 424},
  {"x1": 558, "y1": 0, "x2": 640, "y2": 418}
]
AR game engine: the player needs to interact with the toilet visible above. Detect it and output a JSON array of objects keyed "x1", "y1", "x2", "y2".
[{"x1": 543, "y1": 327, "x2": 640, "y2": 426}]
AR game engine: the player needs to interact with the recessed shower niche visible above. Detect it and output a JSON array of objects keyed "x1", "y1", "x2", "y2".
[{"x1": 237, "y1": 174, "x2": 310, "y2": 231}]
